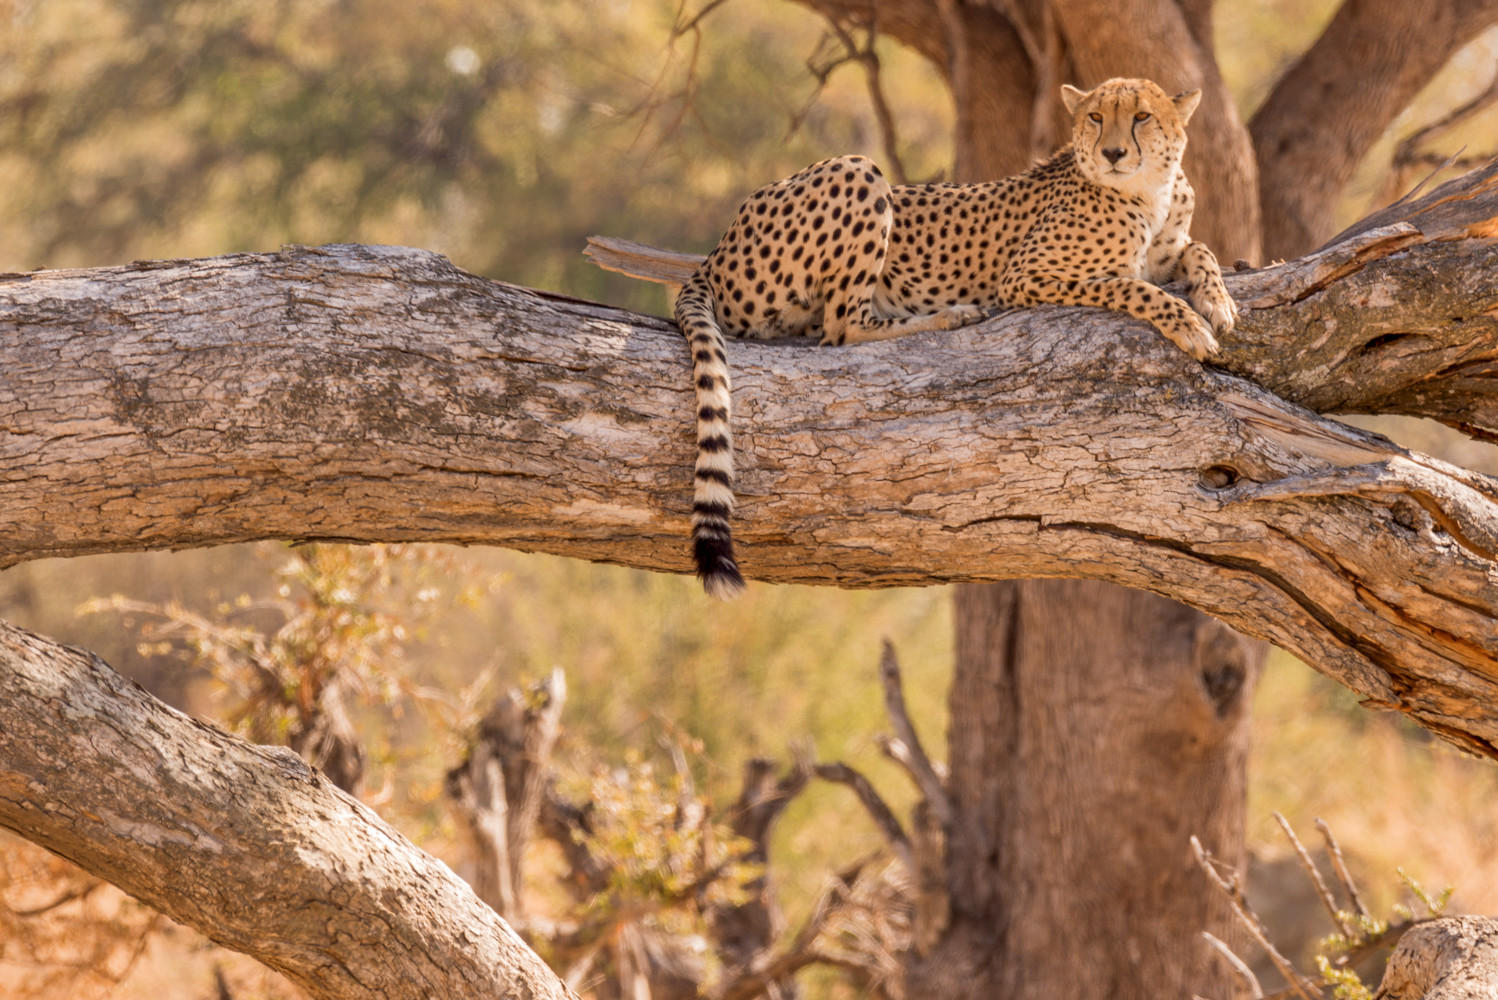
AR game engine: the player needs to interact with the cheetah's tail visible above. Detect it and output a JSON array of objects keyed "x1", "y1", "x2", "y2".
[{"x1": 674, "y1": 270, "x2": 746, "y2": 600}]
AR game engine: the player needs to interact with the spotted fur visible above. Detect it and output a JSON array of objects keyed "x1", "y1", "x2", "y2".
[{"x1": 674, "y1": 77, "x2": 1238, "y2": 598}]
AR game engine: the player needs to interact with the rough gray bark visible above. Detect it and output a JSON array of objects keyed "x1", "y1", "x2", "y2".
[
  {"x1": 0, "y1": 621, "x2": 579, "y2": 1000},
  {"x1": 1378, "y1": 916, "x2": 1498, "y2": 1000},
  {"x1": 3, "y1": 161, "x2": 1498, "y2": 755}
]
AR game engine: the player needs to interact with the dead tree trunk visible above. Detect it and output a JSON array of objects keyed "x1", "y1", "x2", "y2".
[{"x1": 445, "y1": 668, "x2": 566, "y2": 918}]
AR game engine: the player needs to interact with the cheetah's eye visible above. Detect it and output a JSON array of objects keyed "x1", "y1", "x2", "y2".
[
  {"x1": 1134, "y1": 111, "x2": 1151, "y2": 122},
  {"x1": 1088, "y1": 112, "x2": 1103, "y2": 124}
]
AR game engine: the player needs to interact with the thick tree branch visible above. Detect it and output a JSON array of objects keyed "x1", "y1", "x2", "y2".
[
  {"x1": 0, "y1": 622, "x2": 577, "y2": 1000},
  {"x1": 1, "y1": 165, "x2": 1497, "y2": 755},
  {"x1": 1378, "y1": 916, "x2": 1498, "y2": 999},
  {"x1": 1251, "y1": 0, "x2": 1498, "y2": 258},
  {"x1": 1223, "y1": 159, "x2": 1498, "y2": 438}
]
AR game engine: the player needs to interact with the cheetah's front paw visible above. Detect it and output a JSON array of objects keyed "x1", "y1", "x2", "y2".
[
  {"x1": 1160, "y1": 310, "x2": 1220, "y2": 361},
  {"x1": 1189, "y1": 278, "x2": 1238, "y2": 337}
]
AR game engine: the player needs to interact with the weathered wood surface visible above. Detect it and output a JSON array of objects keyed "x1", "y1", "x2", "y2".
[
  {"x1": 0, "y1": 621, "x2": 580, "y2": 1000},
  {"x1": 1, "y1": 163, "x2": 1497, "y2": 754},
  {"x1": 1377, "y1": 916, "x2": 1498, "y2": 1000}
]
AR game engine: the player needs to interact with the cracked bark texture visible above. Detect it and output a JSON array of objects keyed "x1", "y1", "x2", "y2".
[
  {"x1": 2, "y1": 159, "x2": 1498, "y2": 755},
  {"x1": 1377, "y1": 916, "x2": 1498, "y2": 1000},
  {"x1": 0, "y1": 621, "x2": 579, "y2": 1000}
]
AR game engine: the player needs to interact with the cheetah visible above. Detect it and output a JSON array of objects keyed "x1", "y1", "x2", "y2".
[{"x1": 674, "y1": 77, "x2": 1238, "y2": 599}]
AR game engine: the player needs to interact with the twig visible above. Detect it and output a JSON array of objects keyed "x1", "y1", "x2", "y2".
[
  {"x1": 660, "y1": 729, "x2": 704, "y2": 831},
  {"x1": 1393, "y1": 70, "x2": 1498, "y2": 175},
  {"x1": 815, "y1": 761, "x2": 913, "y2": 874},
  {"x1": 934, "y1": 0, "x2": 972, "y2": 181},
  {"x1": 1202, "y1": 931, "x2": 1264, "y2": 999},
  {"x1": 618, "y1": 0, "x2": 730, "y2": 153},
  {"x1": 1314, "y1": 818, "x2": 1368, "y2": 920},
  {"x1": 10, "y1": 879, "x2": 105, "y2": 917},
  {"x1": 1368, "y1": 69, "x2": 1498, "y2": 212},
  {"x1": 672, "y1": 0, "x2": 730, "y2": 36},
  {"x1": 711, "y1": 872, "x2": 847, "y2": 1000},
  {"x1": 1386, "y1": 149, "x2": 1470, "y2": 209},
  {"x1": 875, "y1": 640, "x2": 953, "y2": 826},
  {"x1": 821, "y1": 12, "x2": 910, "y2": 185},
  {"x1": 106, "y1": 912, "x2": 165, "y2": 985},
  {"x1": 1274, "y1": 812, "x2": 1351, "y2": 938},
  {"x1": 1190, "y1": 836, "x2": 1324, "y2": 1000}
]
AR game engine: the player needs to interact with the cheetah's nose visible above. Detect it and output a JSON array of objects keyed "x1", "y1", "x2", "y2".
[{"x1": 1101, "y1": 147, "x2": 1126, "y2": 165}]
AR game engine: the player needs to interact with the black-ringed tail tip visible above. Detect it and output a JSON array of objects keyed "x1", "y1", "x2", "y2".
[
  {"x1": 696, "y1": 543, "x2": 746, "y2": 600},
  {"x1": 692, "y1": 502, "x2": 746, "y2": 599}
]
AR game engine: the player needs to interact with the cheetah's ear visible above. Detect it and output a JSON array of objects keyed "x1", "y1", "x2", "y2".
[
  {"x1": 1060, "y1": 84, "x2": 1089, "y2": 116},
  {"x1": 1173, "y1": 89, "x2": 1203, "y2": 123}
]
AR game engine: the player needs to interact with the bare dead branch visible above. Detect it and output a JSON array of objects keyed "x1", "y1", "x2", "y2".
[
  {"x1": 710, "y1": 872, "x2": 846, "y2": 1000},
  {"x1": 875, "y1": 640, "x2": 952, "y2": 827},
  {"x1": 446, "y1": 668, "x2": 567, "y2": 916},
  {"x1": 1317, "y1": 153, "x2": 1498, "y2": 251},
  {"x1": 1201, "y1": 931, "x2": 1264, "y2": 1000},
  {"x1": 1379, "y1": 70, "x2": 1498, "y2": 207},
  {"x1": 1190, "y1": 836, "x2": 1324, "y2": 1000},
  {"x1": 1272, "y1": 812, "x2": 1351, "y2": 940},
  {"x1": 814, "y1": 762, "x2": 913, "y2": 873},
  {"x1": 1314, "y1": 818, "x2": 1368, "y2": 921}
]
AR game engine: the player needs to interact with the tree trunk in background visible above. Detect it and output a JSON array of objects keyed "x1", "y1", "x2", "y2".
[{"x1": 909, "y1": 583, "x2": 1260, "y2": 998}]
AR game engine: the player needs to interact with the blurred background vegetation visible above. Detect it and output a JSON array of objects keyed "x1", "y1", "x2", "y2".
[{"x1": 1, "y1": 0, "x2": 1497, "y2": 996}]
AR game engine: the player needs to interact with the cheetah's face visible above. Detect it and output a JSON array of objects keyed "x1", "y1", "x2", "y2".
[{"x1": 1060, "y1": 78, "x2": 1199, "y2": 198}]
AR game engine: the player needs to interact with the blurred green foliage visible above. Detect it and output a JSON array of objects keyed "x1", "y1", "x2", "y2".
[{"x1": 0, "y1": 0, "x2": 952, "y2": 314}]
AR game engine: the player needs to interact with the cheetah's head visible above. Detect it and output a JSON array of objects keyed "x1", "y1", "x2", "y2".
[{"x1": 1060, "y1": 78, "x2": 1199, "y2": 198}]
